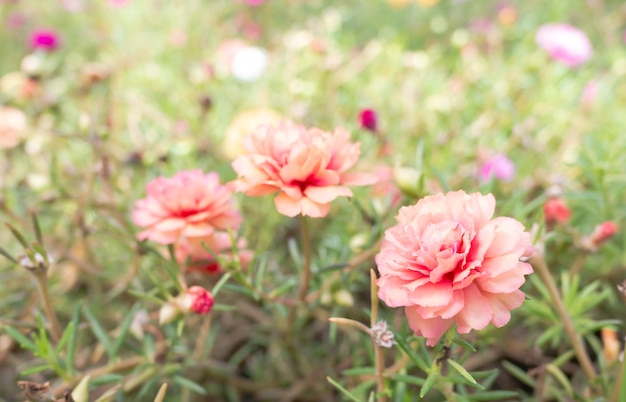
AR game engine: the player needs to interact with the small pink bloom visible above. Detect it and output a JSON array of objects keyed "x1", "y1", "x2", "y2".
[
  {"x1": 231, "y1": 122, "x2": 377, "y2": 218},
  {"x1": 359, "y1": 109, "x2": 378, "y2": 132},
  {"x1": 371, "y1": 166, "x2": 402, "y2": 206},
  {"x1": 29, "y1": 29, "x2": 60, "y2": 52},
  {"x1": 535, "y1": 23, "x2": 592, "y2": 67},
  {"x1": 581, "y1": 221, "x2": 617, "y2": 251},
  {"x1": 581, "y1": 80, "x2": 599, "y2": 108},
  {"x1": 544, "y1": 197, "x2": 571, "y2": 225},
  {"x1": 175, "y1": 233, "x2": 253, "y2": 274},
  {"x1": 108, "y1": 0, "x2": 129, "y2": 6},
  {"x1": 0, "y1": 107, "x2": 27, "y2": 149},
  {"x1": 133, "y1": 170, "x2": 242, "y2": 244},
  {"x1": 181, "y1": 286, "x2": 214, "y2": 315},
  {"x1": 479, "y1": 154, "x2": 515, "y2": 182},
  {"x1": 376, "y1": 190, "x2": 533, "y2": 346},
  {"x1": 240, "y1": 0, "x2": 265, "y2": 5}
]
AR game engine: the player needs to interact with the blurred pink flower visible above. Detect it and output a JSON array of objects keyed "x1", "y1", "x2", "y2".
[
  {"x1": 359, "y1": 109, "x2": 378, "y2": 132},
  {"x1": 581, "y1": 221, "x2": 617, "y2": 251},
  {"x1": 371, "y1": 166, "x2": 402, "y2": 206},
  {"x1": 535, "y1": 23, "x2": 592, "y2": 67},
  {"x1": 175, "y1": 233, "x2": 254, "y2": 274},
  {"x1": 29, "y1": 29, "x2": 60, "y2": 51},
  {"x1": 133, "y1": 170, "x2": 242, "y2": 244},
  {"x1": 376, "y1": 191, "x2": 533, "y2": 346},
  {"x1": 543, "y1": 197, "x2": 571, "y2": 225},
  {"x1": 581, "y1": 80, "x2": 599, "y2": 108},
  {"x1": 479, "y1": 154, "x2": 515, "y2": 182},
  {"x1": 240, "y1": 0, "x2": 265, "y2": 5},
  {"x1": 232, "y1": 122, "x2": 377, "y2": 217},
  {"x1": 108, "y1": 0, "x2": 129, "y2": 6},
  {"x1": 0, "y1": 107, "x2": 27, "y2": 149}
]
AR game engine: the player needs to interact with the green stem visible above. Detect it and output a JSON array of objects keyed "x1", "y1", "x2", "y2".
[
  {"x1": 370, "y1": 270, "x2": 387, "y2": 402},
  {"x1": 436, "y1": 330, "x2": 456, "y2": 401},
  {"x1": 297, "y1": 216, "x2": 312, "y2": 303},
  {"x1": 610, "y1": 344, "x2": 626, "y2": 402},
  {"x1": 32, "y1": 271, "x2": 62, "y2": 342},
  {"x1": 530, "y1": 255, "x2": 596, "y2": 381}
]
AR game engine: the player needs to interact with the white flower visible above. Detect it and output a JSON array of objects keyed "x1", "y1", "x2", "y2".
[{"x1": 231, "y1": 46, "x2": 268, "y2": 82}]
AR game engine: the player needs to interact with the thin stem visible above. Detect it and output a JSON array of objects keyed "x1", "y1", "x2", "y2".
[
  {"x1": 570, "y1": 253, "x2": 588, "y2": 276},
  {"x1": 436, "y1": 330, "x2": 456, "y2": 401},
  {"x1": 297, "y1": 215, "x2": 312, "y2": 303},
  {"x1": 370, "y1": 270, "x2": 387, "y2": 402},
  {"x1": 32, "y1": 272, "x2": 62, "y2": 342},
  {"x1": 530, "y1": 255, "x2": 596, "y2": 381}
]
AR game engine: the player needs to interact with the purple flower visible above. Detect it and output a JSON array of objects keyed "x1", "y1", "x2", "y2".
[
  {"x1": 535, "y1": 23, "x2": 592, "y2": 67},
  {"x1": 29, "y1": 29, "x2": 60, "y2": 51},
  {"x1": 479, "y1": 154, "x2": 515, "y2": 182}
]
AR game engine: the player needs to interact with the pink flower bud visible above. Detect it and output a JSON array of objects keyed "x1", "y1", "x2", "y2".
[
  {"x1": 181, "y1": 286, "x2": 214, "y2": 315},
  {"x1": 359, "y1": 109, "x2": 378, "y2": 132},
  {"x1": 544, "y1": 197, "x2": 571, "y2": 225},
  {"x1": 581, "y1": 221, "x2": 617, "y2": 251}
]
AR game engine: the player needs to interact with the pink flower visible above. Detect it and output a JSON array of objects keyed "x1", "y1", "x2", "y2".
[
  {"x1": 175, "y1": 233, "x2": 254, "y2": 274},
  {"x1": 371, "y1": 166, "x2": 402, "y2": 206},
  {"x1": 0, "y1": 107, "x2": 27, "y2": 149},
  {"x1": 544, "y1": 197, "x2": 571, "y2": 225},
  {"x1": 359, "y1": 109, "x2": 378, "y2": 132},
  {"x1": 133, "y1": 170, "x2": 242, "y2": 244},
  {"x1": 240, "y1": 0, "x2": 265, "y2": 5},
  {"x1": 231, "y1": 122, "x2": 377, "y2": 218},
  {"x1": 535, "y1": 23, "x2": 592, "y2": 67},
  {"x1": 581, "y1": 80, "x2": 599, "y2": 108},
  {"x1": 479, "y1": 154, "x2": 515, "y2": 182},
  {"x1": 376, "y1": 191, "x2": 533, "y2": 346},
  {"x1": 29, "y1": 29, "x2": 60, "y2": 52}
]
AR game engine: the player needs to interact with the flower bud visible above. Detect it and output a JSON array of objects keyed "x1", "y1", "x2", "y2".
[
  {"x1": 601, "y1": 328, "x2": 620, "y2": 364},
  {"x1": 580, "y1": 221, "x2": 618, "y2": 252},
  {"x1": 178, "y1": 286, "x2": 214, "y2": 315},
  {"x1": 543, "y1": 197, "x2": 571, "y2": 225},
  {"x1": 359, "y1": 109, "x2": 378, "y2": 132},
  {"x1": 393, "y1": 166, "x2": 422, "y2": 198},
  {"x1": 158, "y1": 301, "x2": 180, "y2": 325}
]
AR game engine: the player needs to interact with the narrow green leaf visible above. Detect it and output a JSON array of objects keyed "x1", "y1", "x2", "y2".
[
  {"x1": 452, "y1": 337, "x2": 476, "y2": 352},
  {"x1": 21, "y1": 364, "x2": 51, "y2": 376},
  {"x1": 5, "y1": 222, "x2": 30, "y2": 249},
  {"x1": 501, "y1": 360, "x2": 535, "y2": 388},
  {"x1": 212, "y1": 272, "x2": 232, "y2": 297},
  {"x1": 128, "y1": 289, "x2": 165, "y2": 305},
  {"x1": 393, "y1": 331, "x2": 429, "y2": 372},
  {"x1": 31, "y1": 212, "x2": 43, "y2": 245},
  {"x1": 112, "y1": 304, "x2": 139, "y2": 357},
  {"x1": 172, "y1": 375, "x2": 207, "y2": 395},
  {"x1": 545, "y1": 364, "x2": 573, "y2": 396},
  {"x1": 83, "y1": 306, "x2": 113, "y2": 360},
  {"x1": 466, "y1": 391, "x2": 520, "y2": 401},
  {"x1": 420, "y1": 372, "x2": 439, "y2": 398},
  {"x1": 326, "y1": 376, "x2": 361, "y2": 402},
  {"x1": 66, "y1": 306, "x2": 81, "y2": 375},
  {"x1": 212, "y1": 304, "x2": 236, "y2": 312},
  {"x1": 0, "y1": 245, "x2": 18, "y2": 263},
  {"x1": 343, "y1": 367, "x2": 376, "y2": 376},
  {"x1": 448, "y1": 359, "x2": 478, "y2": 385},
  {"x1": 55, "y1": 321, "x2": 74, "y2": 355},
  {"x1": 391, "y1": 374, "x2": 426, "y2": 386},
  {"x1": 4, "y1": 326, "x2": 37, "y2": 352}
]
